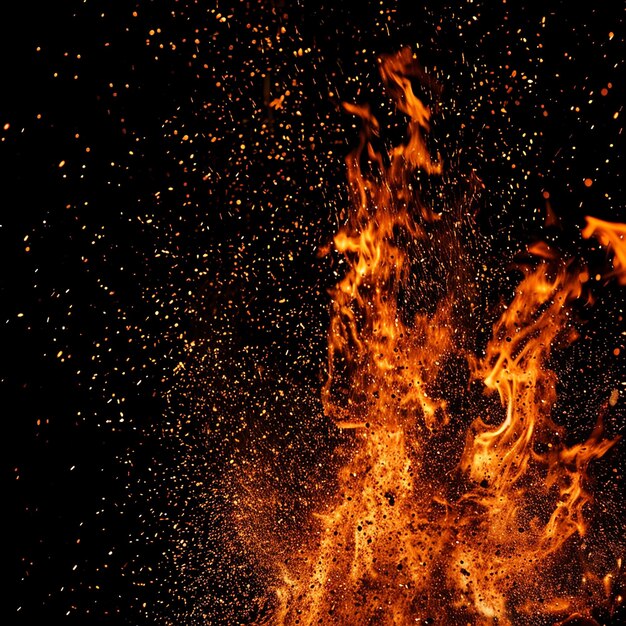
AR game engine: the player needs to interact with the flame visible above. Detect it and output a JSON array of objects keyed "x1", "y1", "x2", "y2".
[
  {"x1": 254, "y1": 49, "x2": 621, "y2": 625},
  {"x1": 582, "y1": 216, "x2": 626, "y2": 284}
]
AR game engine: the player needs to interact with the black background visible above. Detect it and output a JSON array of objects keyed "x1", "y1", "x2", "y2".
[{"x1": 2, "y1": 1, "x2": 624, "y2": 625}]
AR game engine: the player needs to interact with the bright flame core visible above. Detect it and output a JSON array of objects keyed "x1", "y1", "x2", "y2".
[{"x1": 254, "y1": 48, "x2": 621, "y2": 625}]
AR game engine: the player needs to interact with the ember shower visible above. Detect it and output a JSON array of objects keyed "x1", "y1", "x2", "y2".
[
  {"x1": 141, "y1": 7, "x2": 624, "y2": 626},
  {"x1": 205, "y1": 49, "x2": 622, "y2": 626},
  {"x1": 8, "y1": 2, "x2": 626, "y2": 625}
]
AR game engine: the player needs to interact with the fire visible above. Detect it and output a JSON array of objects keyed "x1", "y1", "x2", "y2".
[
  {"x1": 582, "y1": 216, "x2": 626, "y2": 285},
  {"x1": 252, "y1": 49, "x2": 622, "y2": 625}
]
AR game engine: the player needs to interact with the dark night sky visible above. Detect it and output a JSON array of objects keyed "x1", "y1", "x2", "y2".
[{"x1": 2, "y1": 1, "x2": 624, "y2": 625}]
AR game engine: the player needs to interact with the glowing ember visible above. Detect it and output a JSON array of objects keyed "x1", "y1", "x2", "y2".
[{"x1": 246, "y1": 49, "x2": 622, "y2": 626}]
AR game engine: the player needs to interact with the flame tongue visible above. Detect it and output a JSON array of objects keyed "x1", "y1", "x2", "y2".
[
  {"x1": 582, "y1": 216, "x2": 626, "y2": 284},
  {"x1": 265, "y1": 49, "x2": 619, "y2": 625},
  {"x1": 325, "y1": 49, "x2": 451, "y2": 433},
  {"x1": 462, "y1": 263, "x2": 585, "y2": 493},
  {"x1": 454, "y1": 263, "x2": 617, "y2": 621}
]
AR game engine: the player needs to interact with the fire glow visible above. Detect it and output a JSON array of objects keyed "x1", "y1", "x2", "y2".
[{"x1": 242, "y1": 49, "x2": 624, "y2": 625}]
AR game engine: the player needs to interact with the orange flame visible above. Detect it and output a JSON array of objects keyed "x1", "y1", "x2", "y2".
[
  {"x1": 582, "y1": 216, "x2": 626, "y2": 284},
  {"x1": 255, "y1": 49, "x2": 621, "y2": 625}
]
